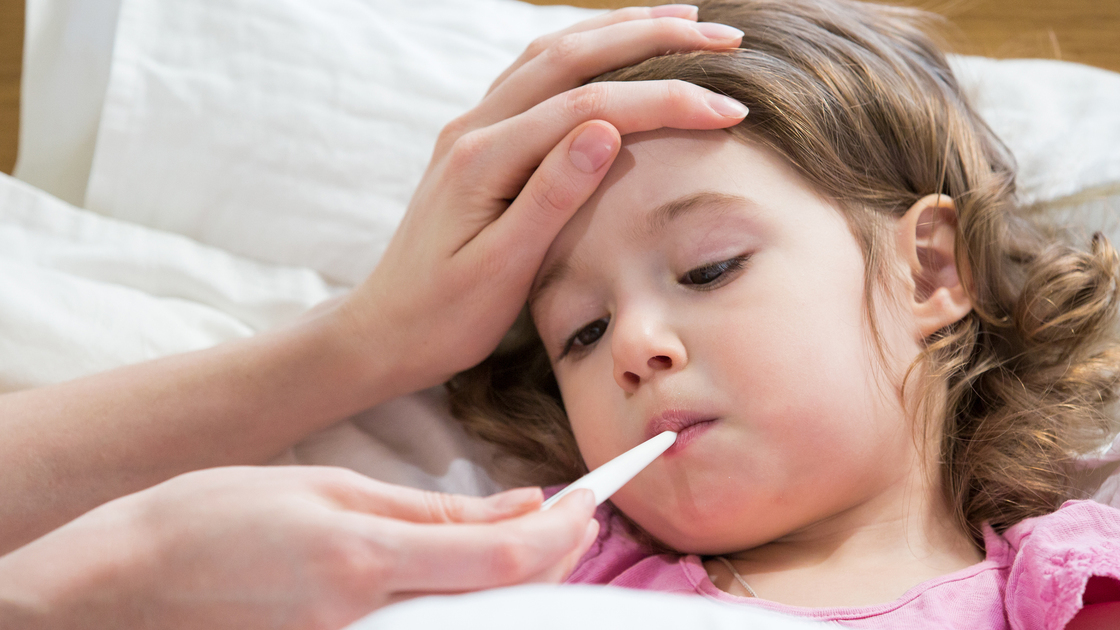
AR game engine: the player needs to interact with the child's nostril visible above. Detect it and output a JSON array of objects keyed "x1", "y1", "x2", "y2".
[
  {"x1": 648, "y1": 356, "x2": 672, "y2": 370},
  {"x1": 623, "y1": 371, "x2": 641, "y2": 385}
]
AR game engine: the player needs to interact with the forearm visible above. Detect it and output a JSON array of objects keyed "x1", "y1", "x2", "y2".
[{"x1": 0, "y1": 311, "x2": 396, "y2": 554}]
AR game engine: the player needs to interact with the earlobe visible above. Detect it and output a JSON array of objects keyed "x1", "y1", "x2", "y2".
[{"x1": 898, "y1": 194, "x2": 973, "y2": 338}]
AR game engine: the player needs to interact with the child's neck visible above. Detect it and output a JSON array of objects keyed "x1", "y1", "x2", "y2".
[{"x1": 707, "y1": 475, "x2": 983, "y2": 608}]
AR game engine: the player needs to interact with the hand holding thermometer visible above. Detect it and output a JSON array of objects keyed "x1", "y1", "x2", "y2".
[{"x1": 540, "y1": 431, "x2": 678, "y2": 510}]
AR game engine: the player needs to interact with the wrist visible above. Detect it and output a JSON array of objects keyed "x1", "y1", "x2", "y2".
[
  {"x1": 320, "y1": 289, "x2": 430, "y2": 407},
  {"x1": 0, "y1": 498, "x2": 151, "y2": 629}
]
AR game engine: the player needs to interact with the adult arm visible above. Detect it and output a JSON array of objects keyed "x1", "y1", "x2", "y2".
[{"x1": 0, "y1": 5, "x2": 747, "y2": 554}]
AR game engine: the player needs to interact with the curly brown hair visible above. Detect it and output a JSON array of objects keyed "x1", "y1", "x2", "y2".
[{"x1": 448, "y1": 0, "x2": 1120, "y2": 544}]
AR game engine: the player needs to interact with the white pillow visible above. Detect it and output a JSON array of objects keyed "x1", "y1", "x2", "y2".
[
  {"x1": 0, "y1": 171, "x2": 337, "y2": 390},
  {"x1": 0, "y1": 165, "x2": 509, "y2": 493},
  {"x1": 353, "y1": 585, "x2": 825, "y2": 630},
  {"x1": 14, "y1": 0, "x2": 122, "y2": 207},
  {"x1": 948, "y1": 56, "x2": 1120, "y2": 246},
  {"x1": 85, "y1": 0, "x2": 602, "y2": 286},
  {"x1": 30, "y1": 0, "x2": 1119, "y2": 289}
]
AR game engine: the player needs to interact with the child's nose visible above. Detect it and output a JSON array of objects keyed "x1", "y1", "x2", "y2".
[{"x1": 611, "y1": 311, "x2": 687, "y2": 393}]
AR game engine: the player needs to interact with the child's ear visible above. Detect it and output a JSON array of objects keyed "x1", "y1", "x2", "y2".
[{"x1": 897, "y1": 194, "x2": 972, "y2": 338}]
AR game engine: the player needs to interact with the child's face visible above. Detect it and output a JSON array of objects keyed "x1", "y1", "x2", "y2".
[{"x1": 529, "y1": 129, "x2": 929, "y2": 555}]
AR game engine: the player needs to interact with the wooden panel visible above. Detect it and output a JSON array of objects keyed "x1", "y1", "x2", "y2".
[
  {"x1": 523, "y1": 0, "x2": 1120, "y2": 73},
  {"x1": 0, "y1": 0, "x2": 21, "y2": 175},
  {"x1": 0, "y1": 1, "x2": 1115, "y2": 177},
  {"x1": 915, "y1": 0, "x2": 1120, "y2": 73}
]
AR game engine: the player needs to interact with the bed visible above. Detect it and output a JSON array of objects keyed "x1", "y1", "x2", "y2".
[{"x1": 0, "y1": 0, "x2": 1119, "y2": 628}]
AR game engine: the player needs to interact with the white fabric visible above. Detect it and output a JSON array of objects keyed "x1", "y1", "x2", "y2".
[
  {"x1": 0, "y1": 170, "x2": 504, "y2": 494},
  {"x1": 85, "y1": 0, "x2": 601, "y2": 285},
  {"x1": 0, "y1": 171, "x2": 334, "y2": 390},
  {"x1": 14, "y1": 0, "x2": 122, "y2": 207},
  {"x1": 272, "y1": 387, "x2": 503, "y2": 497},
  {"x1": 351, "y1": 585, "x2": 825, "y2": 629},
  {"x1": 949, "y1": 56, "x2": 1120, "y2": 208}
]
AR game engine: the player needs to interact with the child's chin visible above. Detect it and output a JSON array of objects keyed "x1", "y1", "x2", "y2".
[{"x1": 624, "y1": 512, "x2": 767, "y2": 556}]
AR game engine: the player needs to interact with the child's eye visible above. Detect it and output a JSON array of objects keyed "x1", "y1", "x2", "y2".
[
  {"x1": 559, "y1": 317, "x2": 610, "y2": 360},
  {"x1": 679, "y1": 255, "x2": 751, "y2": 288}
]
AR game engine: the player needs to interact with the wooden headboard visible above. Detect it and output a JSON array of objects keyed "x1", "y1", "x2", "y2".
[
  {"x1": 1, "y1": 0, "x2": 1117, "y2": 176},
  {"x1": 0, "y1": 0, "x2": 22, "y2": 175}
]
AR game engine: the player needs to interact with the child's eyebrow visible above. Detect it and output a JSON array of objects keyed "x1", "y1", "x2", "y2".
[
  {"x1": 643, "y1": 191, "x2": 756, "y2": 236},
  {"x1": 529, "y1": 191, "x2": 757, "y2": 307}
]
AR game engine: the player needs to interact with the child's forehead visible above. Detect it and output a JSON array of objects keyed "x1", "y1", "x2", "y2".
[
  {"x1": 593, "y1": 128, "x2": 796, "y2": 210},
  {"x1": 615, "y1": 128, "x2": 745, "y2": 174},
  {"x1": 571, "y1": 129, "x2": 805, "y2": 239},
  {"x1": 530, "y1": 132, "x2": 814, "y2": 306}
]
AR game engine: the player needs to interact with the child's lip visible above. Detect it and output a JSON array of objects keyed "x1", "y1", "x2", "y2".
[
  {"x1": 664, "y1": 420, "x2": 717, "y2": 455},
  {"x1": 646, "y1": 410, "x2": 719, "y2": 442}
]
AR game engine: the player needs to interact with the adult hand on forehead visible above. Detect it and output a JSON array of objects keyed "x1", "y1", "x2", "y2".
[
  {"x1": 334, "y1": 4, "x2": 747, "y2": 398},
  {"x1": 0, "y1": 467, "x2": 598, "y2": 629}
]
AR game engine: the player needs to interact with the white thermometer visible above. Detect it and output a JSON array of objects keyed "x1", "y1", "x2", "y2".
[{"x1": 540, "y1": 431, "x2": 678, "y2": 510}]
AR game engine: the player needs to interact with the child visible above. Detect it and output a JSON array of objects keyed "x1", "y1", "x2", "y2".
[{"x1": 449, "y1": 0, "x2": 1120, "y2": 626}]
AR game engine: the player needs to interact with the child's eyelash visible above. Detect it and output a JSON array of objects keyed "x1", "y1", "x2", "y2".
[
  {"x1": 679, "y1": 254, "x2": 752, "y2": 289},
  {"x1": 558, "y1": 317, "x2": 610, "y2": 360},
  {"x1": 556, "y1": 255, "x2": 752, "y2": 361}
]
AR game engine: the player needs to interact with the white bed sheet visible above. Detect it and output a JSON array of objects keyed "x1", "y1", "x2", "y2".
[
  {"x1": 0, "y1": 170, "x2": 506, "y2": 495},
  {"x1": 349, "y1": 585, "x2": 827, "y2": 629},
  {"x1": 85, "y1": 0, "x2": 601, "y2": 285},
  {"x1": 0, "y1": 171, "x2": 334, "y2": 389}
]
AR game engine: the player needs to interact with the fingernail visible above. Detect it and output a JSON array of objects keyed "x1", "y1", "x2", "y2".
[
  {"x1": 579, "y1": 519, "x2": 600, "y2": 553},
  {"x1": 707, "y1": 93, "x2": 749, "y2": 119},
  {"x1": 694, "y1": 22, "x2": 744, "y2": 41},
  {"x1": 569, "y1": 124, "x2": 617, "y2": 174},
  {"x1": 566, "y1": 488, "x2": 596, "y2": 511},
  {"x1": 489, "y1": 487, "x2": 542, "y2": 514},
  {"x1": 650, "y1": 4, "x2": 698, "y2": 20}
]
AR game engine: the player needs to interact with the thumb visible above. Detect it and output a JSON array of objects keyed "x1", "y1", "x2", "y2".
[{"x1": 471, "y1": 120, "x2": 620, "y2": 275}]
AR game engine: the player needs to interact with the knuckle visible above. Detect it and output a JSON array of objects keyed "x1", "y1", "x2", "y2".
[
  {"x1": 546, "y1": 32, "x2": 584, "y2": 65},
  {"x1": 526, "y1": 170, "x2": 578, "y2": 218},
  {"x1": 326, "y1": 536, "x2": 394, "y2": 587},
  {"x1": 445, "y1": 129, "x2": 490, "y2": 173},
  {"x1": 663, "y1": 79, "x2": 697, "y2": 109},
  {"x1": 563, "y1": 83, "x2": 608, "y2": 120},
  {"x1": 489, "y1": 538, "x2": 535, "y2": 581},
  {"x1": 614, "y1": 6, "x2": 651, "y2": 21},
  {"x1": 317, "y1": 465, "x2": 363, "y2": 490},
  {"x1": 523, "y1": 34, "x2": 553, "y2": 60},
  {"x1": 422, "y1": 491, "x2": 467, "y2": 523},
  {"x1": 656, "y1": 18, "x2": 706, "y2": 45},
  {"x1": 436, "y1": 115, "x2": 473, "y2": 151}
]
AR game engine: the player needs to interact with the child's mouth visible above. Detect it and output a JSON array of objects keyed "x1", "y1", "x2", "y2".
[
  {"x1": 664, "y1": 419, "x2": 717, "y2": 456},
  {"x1": 647, "y1": 412, "x2": 719, "y2": 456}
]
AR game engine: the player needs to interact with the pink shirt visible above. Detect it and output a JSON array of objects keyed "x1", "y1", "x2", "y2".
[{"x1": 565, "y1": 499, "x2": 1120, "y2": 629}]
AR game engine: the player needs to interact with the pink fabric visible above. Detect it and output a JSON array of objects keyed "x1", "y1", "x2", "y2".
[{"x1": 564, "y1": 499, "x2": 1120, "y2": 629}]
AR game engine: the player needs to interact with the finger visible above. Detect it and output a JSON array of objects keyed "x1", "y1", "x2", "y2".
[
  {"x1": 461, "y1": 80, "x2": 747, "y2": 207},
  {"x1": 522, "y1": 517, "x2": 601, "y2": 584},
  {"x1": 477, "y1": 18, "x2": 743, "y2": 129},
  {"x1": 316, "y1": 468, "x2": 544, "y2": 524},
  {"x1": 382, "y1": 489, "x2": 596, "y2": 592},
  {"x1": 486, "y1": 5, "x2": 700, "y2": 95},
  {"x1": 459, "y1": 120, "x2": 619, "y2": 290}
]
